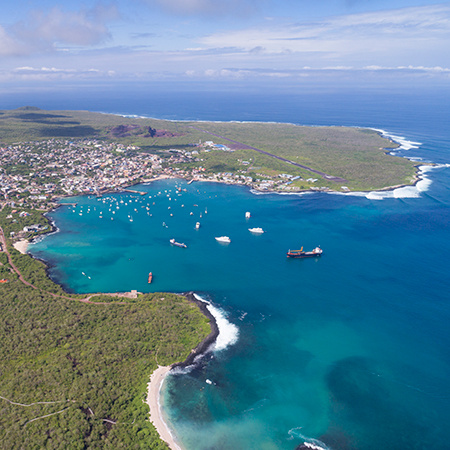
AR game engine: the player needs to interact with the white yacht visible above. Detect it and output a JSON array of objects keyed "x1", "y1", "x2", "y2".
[{"x1": 215, "y1": 236, "x2": 231, "y2": 243}]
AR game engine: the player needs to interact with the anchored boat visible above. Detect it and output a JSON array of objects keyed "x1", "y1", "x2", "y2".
[
  {"x1": 170, "y1": 238, "x2": 187, "y2": 248},
  {"x1": 287, "y1": 246, "x2": 323, "y2": 258},
  {"x1": 249, "y1": 227, "x2": 264, "y2": 234},
  {"x1": 215, "y1": 236, "x2": 231, "y2": 243},
  {"x1": 148, "y1": 272, "x2": 153, "y2": 283}
]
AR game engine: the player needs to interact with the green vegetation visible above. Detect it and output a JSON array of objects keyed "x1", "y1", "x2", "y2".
[
  {"x1": 0, "y1": 206, "x2": 52, "y2": 239},
  {"x1": 0, "y1": 208, "x2": 212, "y2": 448},
  {"x1": 0, "y1": 106, "x2": 417, "y2": 191},
  {"x1": 180, "y1": 122, "x2": 416, "y2": 191},
  {"x1": 0, "y1": 105, "x2": 420, "y2": 448},
  {"x1": 0, "y1": 282, "x2": 210, "y2": 448}
]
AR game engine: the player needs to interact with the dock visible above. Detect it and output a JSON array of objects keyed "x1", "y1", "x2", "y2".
[{"x1": 123, "y1": 189, "x2": 146, "y2": 195}]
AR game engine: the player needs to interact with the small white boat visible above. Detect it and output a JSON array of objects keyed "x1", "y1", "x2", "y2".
[
  {"x1": 245, "y1": 211, "x2": 251, "y2": 218},
  {"x1": 249, "y1": 227, "x2": 264, "y2": 234},
  {"x1": 170, "y1": 238, "x2": 187, "y2": 248},
  {"x1": 215, "y1": 236, "x2": 231, "y2": 243},
  {"x1": 195, "y1": 222, "x2": 201, "y2": 229}
]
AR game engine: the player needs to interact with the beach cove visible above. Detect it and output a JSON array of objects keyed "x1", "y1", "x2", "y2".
[{"x1": 6, "y1": 79, "x2": 448, "y2": 450}]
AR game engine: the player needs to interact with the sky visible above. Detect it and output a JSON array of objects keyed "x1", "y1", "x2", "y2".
[{"x1": 1, "y1": 0, "x2": 450, "y2": 92}]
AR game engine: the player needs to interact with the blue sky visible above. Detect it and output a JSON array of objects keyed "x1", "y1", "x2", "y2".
[{"x1": 1, "y1": 0, "x2": 450, "y2": 90}]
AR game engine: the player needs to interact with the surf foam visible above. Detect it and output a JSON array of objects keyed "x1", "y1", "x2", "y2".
[
  {"x1": 287, "y1": 428, "x2": 330, "y2": 450},
  {"x1": 193, "y1": 293, "x2": 239, "y2": 352}
]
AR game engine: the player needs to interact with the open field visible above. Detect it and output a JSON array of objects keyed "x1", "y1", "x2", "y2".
[{"x1": 0, "y1": 107, "x2": 417, "y2": 191}]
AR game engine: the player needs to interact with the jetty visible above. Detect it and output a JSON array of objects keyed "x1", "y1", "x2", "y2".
[{"x1": 123, "y1": 189, "x2": 146, "y2": 195}]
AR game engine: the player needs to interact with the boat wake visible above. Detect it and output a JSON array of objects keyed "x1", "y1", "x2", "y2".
[{"x1": 193, "y1": 293, "x2": 239, "y2": 352}]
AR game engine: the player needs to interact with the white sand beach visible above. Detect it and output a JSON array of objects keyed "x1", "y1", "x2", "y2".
[
  {"x1": 13, "y1": 240, "x2": 29, "y2": 254},
  {"x1": 147, "y1": 366, "x2": 182, "y2": 450}
]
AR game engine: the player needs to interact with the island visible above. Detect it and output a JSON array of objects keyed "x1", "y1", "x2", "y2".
[
  {"x1": 0, "y1": 106, "x2": 417, "y2": 203},
  {"x1": 0, "y1": 107, "x2": 418, "y2": 448}
]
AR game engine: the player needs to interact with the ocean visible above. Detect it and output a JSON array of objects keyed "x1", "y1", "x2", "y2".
[{"x1": 24, "y1": 85, "x2": 450, "y2": 449}]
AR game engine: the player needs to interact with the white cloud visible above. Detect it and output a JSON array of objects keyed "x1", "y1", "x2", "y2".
[
  {"x1": 0, "y1": 26, "x2": 27, "y2": 56},
  {"x1": 2, "y1": 4, "x2": 119, "y2": 56},
  {"x1": 179, "y1": 64, "x2": 450, "y2": 82},
  {"x1": 197, "y1": 4, "x2": 450, "y2": 67},
  {"x1": 142, "y1": 0, "x2": 259, "y2": 17},
  {"x1": 0, "y1": 66, "x2": 115, "y2": 82}
]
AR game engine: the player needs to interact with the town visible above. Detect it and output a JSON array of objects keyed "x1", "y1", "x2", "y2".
[{"x1": 0, "y1": 137, "x2": 323, "y2": 211}]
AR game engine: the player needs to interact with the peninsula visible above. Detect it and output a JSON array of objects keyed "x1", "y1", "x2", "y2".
[
  {"x1": 0, "y1": 106, "x2": 417, "y2": 448},
  {"x1": 0, "y1": 107, "x2": 417, "y2": 202}
]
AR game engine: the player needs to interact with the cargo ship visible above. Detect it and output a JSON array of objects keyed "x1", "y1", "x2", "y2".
[
  {"x1": 287, "y1": 246, "x2": 322, "y2": 258},
  {"x1": 148, "y1": 272, "x2": 153, "y2": 283},
  {"x1": 170, "y1": 238, "x2": 187, "y2": 248}
]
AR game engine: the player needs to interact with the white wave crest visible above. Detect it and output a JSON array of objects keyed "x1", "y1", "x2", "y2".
[
  {"x1": 193, "y1": 293, "x2": 239, "y2": 352},
  {"x1": 373, "y1": 129, "x2": 422, "y2": 151},
  {"x1": 287, "y1": 428, "x2": 330, "y2": 449},
  {"x1": 364, "y1": 163, "x2": 449, "y2": 199}
]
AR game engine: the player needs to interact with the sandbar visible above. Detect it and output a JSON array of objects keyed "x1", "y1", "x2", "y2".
[
  {"x1": 147, "y1": 365, "x2": 182, "y2": 450},
  {"x1": 13, "y1": 239, "x2": 29, "y2": 254}
]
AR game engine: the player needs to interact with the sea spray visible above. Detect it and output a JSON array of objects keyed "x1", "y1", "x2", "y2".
[
  {"x1": 193, "y1": 293, "x2": 239, "y2": 352},
  {"x1": 288, "y1": 428, "x2": 330, "y2": 450}
]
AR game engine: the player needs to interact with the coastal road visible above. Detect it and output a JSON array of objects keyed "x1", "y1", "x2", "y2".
[
  {"x1": 0, "y1": 226, "x2": 37, "y2": 289},
  {"x1": 188, "y1": 126, "x2": 346, "y2": 183}
]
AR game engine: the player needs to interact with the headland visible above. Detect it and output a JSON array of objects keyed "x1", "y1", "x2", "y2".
[{"x1": 146, "y1": 292, "x2": 220, "y2": 450}]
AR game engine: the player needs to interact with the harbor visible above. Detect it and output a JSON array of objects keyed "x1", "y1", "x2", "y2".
[{"x1": 28, "y1": 173, "x2": 448, "y2": 450}]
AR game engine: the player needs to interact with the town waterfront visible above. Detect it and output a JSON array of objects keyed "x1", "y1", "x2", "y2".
[{"x1": 28, "y1": 87, "x2": 450, "y2": 449}]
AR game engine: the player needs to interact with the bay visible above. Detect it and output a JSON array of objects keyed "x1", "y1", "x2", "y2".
[{"x1": 29, "y1": 86, "x2": 450, "y2": 449}]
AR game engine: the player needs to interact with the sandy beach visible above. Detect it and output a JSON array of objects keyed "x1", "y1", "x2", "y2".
[
  {"x1": 13, "y1": 239, "x2": 29, "y2": 254},
  {"x1": 147, "y1": 366, "x2": 182, "y2": 450}
]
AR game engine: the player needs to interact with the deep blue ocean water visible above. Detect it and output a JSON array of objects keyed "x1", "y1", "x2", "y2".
[{"x1": 22, "y1": 85, "x2": 450, "y2": 449}]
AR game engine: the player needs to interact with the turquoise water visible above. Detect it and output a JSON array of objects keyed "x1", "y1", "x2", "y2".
[{"x1": 29, "y1": 88, "x2": 450, "y2": 449}]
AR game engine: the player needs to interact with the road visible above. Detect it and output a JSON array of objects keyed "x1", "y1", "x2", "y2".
[{"x1": 188, "y1": 126, "x2": 346, "y2": 183}]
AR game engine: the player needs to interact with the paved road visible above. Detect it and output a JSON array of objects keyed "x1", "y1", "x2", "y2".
[{"x1": 189, "y1": 126, "x2": 346, "y2": 183}]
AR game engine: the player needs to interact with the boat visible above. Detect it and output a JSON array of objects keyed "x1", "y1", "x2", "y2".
[
  {"x1": 195, "y1": 222, "x2": 201, "y2": 229},
  {"x1": 287, "y1": 246, "x2": 323, "y2": 258},
  {"x1": 170, "y1": 238, "x2": 187, "y2": 248},
  {"x1": 249, "y1": 227, "x2": 264, "y2": 234},
  {"x1": 148, "y1": 272, "x2": 153, "y2": 283},
  {"x1": 215, "y1": 236, "x2": 231, "y2": 243},
  {"x1": 245, "y1": 211, "x2": 251, "y2": 218}
]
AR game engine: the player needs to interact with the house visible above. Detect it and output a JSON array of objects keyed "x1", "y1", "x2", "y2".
[{"x1": 23, "y1": 224, "x2": 40, "y2": 232}]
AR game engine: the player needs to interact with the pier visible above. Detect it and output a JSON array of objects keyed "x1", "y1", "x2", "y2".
[{"x1": 123, "y1": 189, "x2": 146, "y2": 195}]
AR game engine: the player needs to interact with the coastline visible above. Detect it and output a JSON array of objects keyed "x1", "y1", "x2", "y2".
[
  {"x1": 13, "y1": 126, "x2": 425, "y2": 448},
  {"x1": 147, "y1": 366, "x2": 182, "y2": 450},
  {"x1": 146, "y1": 292, "x2": 220, "y2": 449},
  {"x1": 13, "y1": 239, "x2": 29, "y2": 254}
]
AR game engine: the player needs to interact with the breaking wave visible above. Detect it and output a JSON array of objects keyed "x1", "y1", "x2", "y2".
[
  {"x1": 287, "y1": 428, "x2": 331, "y2": 449},
  {"x1": 193, "y1": 293, "x2": 239, "y2": 352}
]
